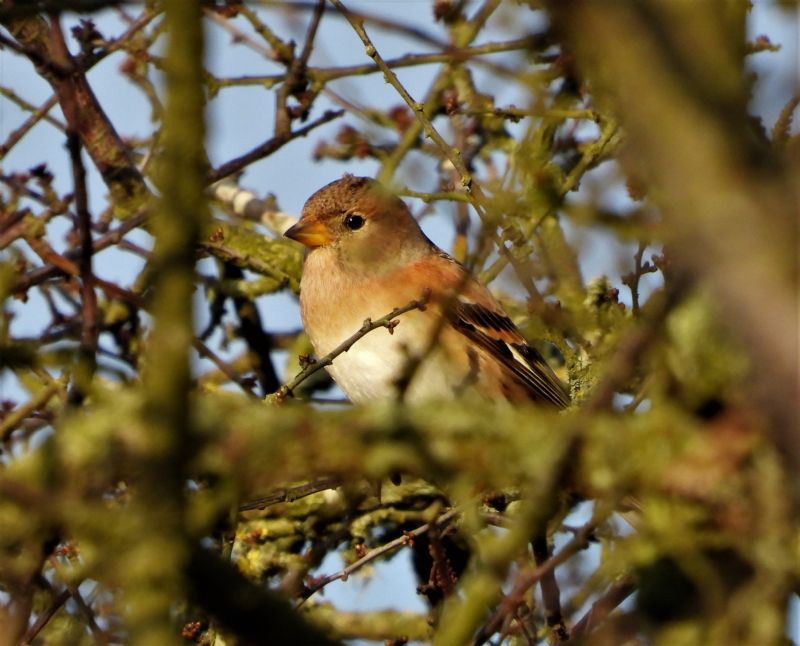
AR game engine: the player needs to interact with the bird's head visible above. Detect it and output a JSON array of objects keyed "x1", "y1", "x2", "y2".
[{"x1": 284, "y1": 175, "x2": 433, "y2": 273}]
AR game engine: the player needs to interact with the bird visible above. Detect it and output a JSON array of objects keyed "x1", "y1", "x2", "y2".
[
  {"x1": 284, "y1": 174, "x2": 569, "y2": 408},
  {"x1": 285, "y1": 175, "x2": 570, "y2": 606}
]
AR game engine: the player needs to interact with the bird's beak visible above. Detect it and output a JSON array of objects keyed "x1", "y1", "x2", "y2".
[{"x1": 284, "y1": 220, "x2": 331, "y2": 248}]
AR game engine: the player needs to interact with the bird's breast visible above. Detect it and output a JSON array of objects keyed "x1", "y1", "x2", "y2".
[{"x1": 298, "y1": 254, "x2": 455, "y2": 402}]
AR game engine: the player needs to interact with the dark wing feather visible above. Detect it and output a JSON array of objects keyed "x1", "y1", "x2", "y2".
[{"x1": 449, "y1": 302, "x2": 571, "y2": 408}]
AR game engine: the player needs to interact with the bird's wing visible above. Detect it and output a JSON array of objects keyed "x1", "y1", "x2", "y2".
[
  {"x1": 447, "y1": 298, "x2": 571, "y2": 408},
  {"x1": 405, "y1": 251, "x2": 570, "y2": 407}
]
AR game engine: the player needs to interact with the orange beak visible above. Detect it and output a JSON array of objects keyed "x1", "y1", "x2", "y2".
[{"x1": 284, "y1": 219, "x2": 332, "y2": 248}]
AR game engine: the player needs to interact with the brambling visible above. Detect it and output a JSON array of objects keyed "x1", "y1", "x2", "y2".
[{"x1": 284, "y1": 175, "x2": 569, "y2": 407}]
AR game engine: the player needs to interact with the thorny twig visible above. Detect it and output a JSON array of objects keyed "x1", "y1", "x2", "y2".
[{"x1": 272, "y1": 292, "x2": 431, "y2": 401}]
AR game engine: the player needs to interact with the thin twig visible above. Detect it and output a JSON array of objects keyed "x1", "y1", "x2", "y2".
[
  {"x1": 297, "y1": 508, "x2": 459, "y2": 606},
  {"x1": 569, "y1": 576, "x2": 636, "y2": 639},
  {"x1": 474, "y1": 519, "x2": 598, "y2": 646},
  {"x1": 19, "y1": 587, "x2": 70, "y2": 645},
  {"x1": 212, "y1": 37, "x2": 537, "y2": 90},
  {"x1": 1, "y1": 9, "x2": 148, "y2": 202},
  {"x1": 532, "y1": 534, "x2": 568, "y2": 643},
  {"x1": 330, "y1": 0, "x2": 490, "y2": 213},
  {"x1": 0, "y1": 378, "x2": 66, "y2": 441},
  {"x1": 68, "y1": 587, "x2": 110, "y2": 646},
  {"x1": 237, "y1": 4, "x2": 294, "y2": 62},
  {"x1": 193, "y1": 337, "x2": 260, "y2": 399},
  {"x1": 621, "y1": 241, "x2": 658, "y2": 316},
  {"x1": 224, "y1": 262, "x2": 281, "y2": 395},
  {"x1": 204, "y1": 7, "x2": 274, "y2": 59},
  {"x1": 398, "y1": 187, "x2": 471, "y2": 204},
  {"x1": 297, "y1": 0, "x2": 324, "y2": 73},
  {"x1": 66, "y1": 131, "x2": 98, "y2": 405},
  {"x1": 23, "y1": 234, "x2": 137, "y2": 305},
  {"x1": 19, "y1": 234, "x2": 259, "y2": 398},
  {"x1": 43, "y1": 560, "x2": 111, "y2": 646},
  {"x1": 315, "y1": 39, "x2": 526, "y2": 82},
  {"x1": 274, "y1": 0, "x2": 325, "y2": 136},
  {"x1": 13, "y1": 209, "x2": 149, "y2": 294},
  {"x1": 0, "y1": 86, "x2": 61, "y2": 128},
  {"x1": 0, "y1": 93, "x2": 61, "y2": 157},
  {"x1": 207, "y1": 109, "x2": 343, "y2": 183},
  {"x1": 272, "y1": 292, "x2": 430, "y2": 401}
]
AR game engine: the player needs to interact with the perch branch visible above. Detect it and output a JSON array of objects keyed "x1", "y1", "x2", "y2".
[{"x1": 272, "y1": 292, "x2": 430, "y2": 401}]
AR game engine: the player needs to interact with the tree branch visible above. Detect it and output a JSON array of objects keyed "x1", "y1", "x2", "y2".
[
  {"x1": 207, "y1": 108, "x2": 344, "y2": 183},
  {"x1": 474, "y1": 519, "x2": 597, "y2": 645},
  {"x1": 187, "y1": 545, "x2": 342, "y2": 646},
  {"x1": 298, "y1": 509, "x2": 459, "y2": 605},
  {"x1": 569, "y1": 576, "x2": 636, "y2": 639},
  {"x1": 0, "y1": 6, "x2": 148, "y2": 208},
  {"x1": 65, "y1": 132, "x2": 98, "y2": 405}
]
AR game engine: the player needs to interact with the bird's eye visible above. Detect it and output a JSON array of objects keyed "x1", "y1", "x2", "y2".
[{"x1": 344, "y1": 213, "x2": 365, "y2": 230}]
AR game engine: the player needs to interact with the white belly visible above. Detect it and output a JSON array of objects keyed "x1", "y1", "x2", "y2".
[{"x1": 318, "y1": 317, "x2": 457, "y2": 403}]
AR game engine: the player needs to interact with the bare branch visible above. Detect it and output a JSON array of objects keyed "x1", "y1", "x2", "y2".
[
  {"x1": 570, "y1": 576, "x2": 636, "y2": 639},
  {"x1": 207, "y1": 109, "x2": 344, "y2": 183},
  {"x1": 65, "y1": 132, "x2": 98, "y2": 405},
  {"x1": 272, "y1": 292, "x2": 431, "y2": 401},
  {"x1": 0, "y1": 6, "x2": 148, "y2": 207},
  {"x1": 298, "y1": 508, "x2": 460, "y2": 606},
  {"x1": 474, "y1": 519, "x2": 598, "y2": 645}
]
